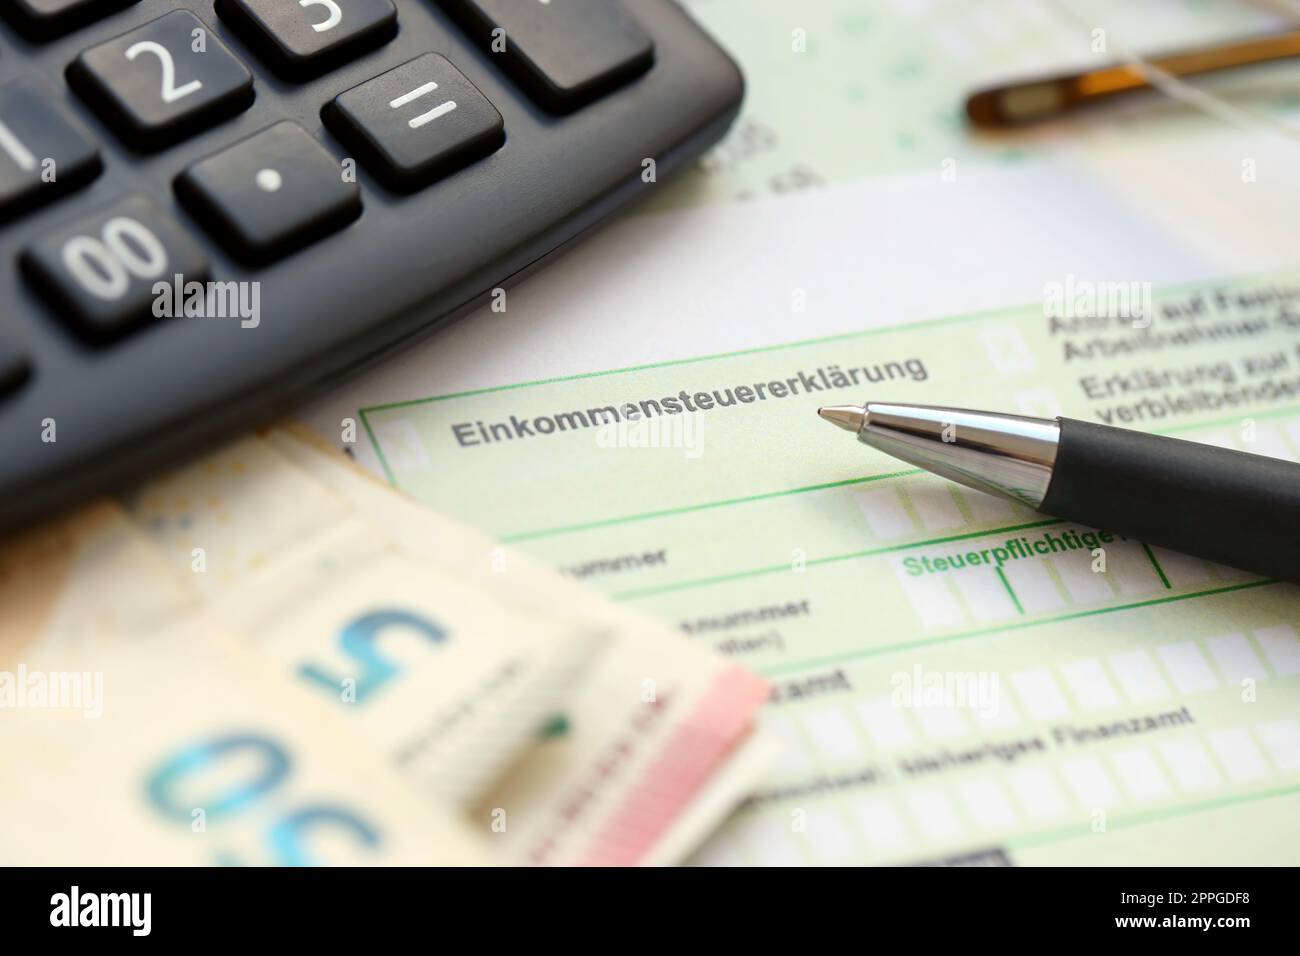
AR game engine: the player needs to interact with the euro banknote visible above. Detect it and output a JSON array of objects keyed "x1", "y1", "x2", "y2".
[
  {"x1": 124, "y1": 437, "x2": 606, "y2": 807},
  {"x1": 0, "y1": 504, "x2": 490, "y2": 866},
  {"x1": 118, "y1": 426, "x2": 773, "y2": 865},
  {"x1": 264, "y1": 425, "x2": 774, "y2": 865}
]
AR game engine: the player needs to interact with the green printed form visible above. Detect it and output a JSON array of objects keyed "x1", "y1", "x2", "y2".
[{"x1": 361, "y1": 271, "x2": 1300, "y2": 865}]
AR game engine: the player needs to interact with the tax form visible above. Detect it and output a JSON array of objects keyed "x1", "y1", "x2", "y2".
[{"x1": 301, "y1": 0, "x2": 1300, "y2": 864}]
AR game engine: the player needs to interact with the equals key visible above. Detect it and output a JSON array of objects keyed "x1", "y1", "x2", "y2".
[
  {"x1": 389, "y1": 80, "x2": 456, "y2": 128},
  {"x1": 327, "y1": 53, "x2": 504, "y2": 191}
]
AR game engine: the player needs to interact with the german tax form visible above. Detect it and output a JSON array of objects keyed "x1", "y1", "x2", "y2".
[{"x1": 302, "y1": 1, "x2": 1300, "y2": 864}]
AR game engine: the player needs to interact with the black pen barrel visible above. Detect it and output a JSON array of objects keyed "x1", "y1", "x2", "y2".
[{"x1": 1039, "y1": 418, "x2": 1300, "y2": 582}]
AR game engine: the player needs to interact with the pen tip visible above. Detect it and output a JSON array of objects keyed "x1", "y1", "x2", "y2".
[{"x1": 818, "y1": 405, "x2": 865, "y2": 433}]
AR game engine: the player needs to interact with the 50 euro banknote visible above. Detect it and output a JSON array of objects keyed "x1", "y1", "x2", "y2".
[{"x1": 112, "y1": 426, "x2": 772, "y2": 865}]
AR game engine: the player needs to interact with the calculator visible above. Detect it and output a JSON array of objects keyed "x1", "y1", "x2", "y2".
[{"x1": 0, "y1": 0, "x2": 742, "y2": 529}]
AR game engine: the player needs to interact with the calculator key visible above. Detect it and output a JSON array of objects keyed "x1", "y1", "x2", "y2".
[
  {"x1": 218, "y1": 0, "x2": 397, "y2": 79},
  {"x1": 0, "y1": 334, "x2": 31, "y2": 399},
  {"x1": 68, "y1": 10, "x2": 254, "y2": 151},
  {"x1": 177, "y1": 122, "x2": 361, "y2": 263},
  {"x1": 326, "y1": 53, "x2": 503, "y2": 191},
  {"x1": 0, "y1": 81, "x2": 101, "y2": 222},
  {"x1": 22, "y1": 195, "x2": 208, "y2": 344},
  {"x1": 440, "y1": 0, "x2": 653, "y2": 112},
  {"x1": 0, "y1": 0, "x2": 135, "y2": 38}
]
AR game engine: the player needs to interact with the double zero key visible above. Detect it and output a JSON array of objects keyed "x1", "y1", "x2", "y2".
[
  {"x1": 22, "y1": 195, "x2": 208, "y2": 343},
  {"x1": 69, "y1": 10, "x2": 253, "y2": 151}
]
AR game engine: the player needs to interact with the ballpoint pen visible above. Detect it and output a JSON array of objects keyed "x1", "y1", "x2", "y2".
[{"x1": 817, "y1": 402, "x2": 1300, "y2": 583}]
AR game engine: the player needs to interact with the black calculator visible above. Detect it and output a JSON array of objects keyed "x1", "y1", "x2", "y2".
[{"x1": 0, "y1": 0, "x2": 741, "y2": 529}]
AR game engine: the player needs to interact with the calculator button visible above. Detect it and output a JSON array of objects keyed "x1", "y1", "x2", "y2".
[
  {"x1": 0, "y1": 334, "x2": 31, "y2": 399},
  {"x1": 1, "y1": 0, "x2": 135, "y2": 38},
  {"x1": 22, "y1": 195, "x2": 209, "y2": 344},
  {"x1": 69, "y1": 10, "x2": 254, "y2": 151},
  {"x1": 0, "y1": 82, "x2": 101, "y2": 222},
  {"x1": 218, "y1": 0, "x2": 397, "y2": 79},
  {"x1": 177, "y1": 122, "x2": 361, "y2": 263},
  {"x1": 440, "y1": 0, "x2": 653, "y2": 112},
  {"x1": 326, "y1": 53, "x2": 503, "y2": 191}
]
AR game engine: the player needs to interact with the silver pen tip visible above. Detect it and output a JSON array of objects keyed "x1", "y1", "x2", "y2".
[{"x1": 818, "y1": 405, "x2": 865, "y2": 433}]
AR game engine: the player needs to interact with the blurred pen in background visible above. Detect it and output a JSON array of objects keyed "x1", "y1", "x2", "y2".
[{"x1": 967, "y1": 29, "x2": 1300, "y2": 127}]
